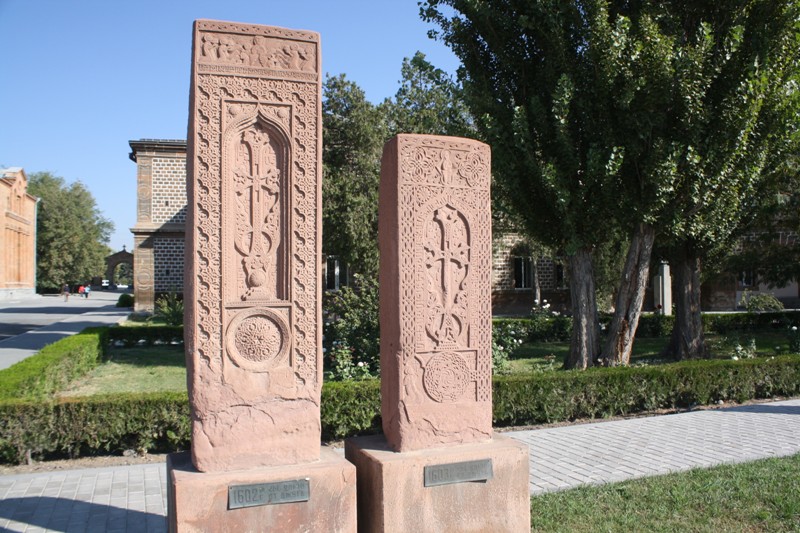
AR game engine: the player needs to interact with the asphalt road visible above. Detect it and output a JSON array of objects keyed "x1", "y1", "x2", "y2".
[{"x1": 0, "y1": 290, "x2": 132, "y2": 370}]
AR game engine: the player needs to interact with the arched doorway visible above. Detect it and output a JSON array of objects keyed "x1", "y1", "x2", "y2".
[{"x1": 105, "y1": 246, "x2": 134, "y2": 288}]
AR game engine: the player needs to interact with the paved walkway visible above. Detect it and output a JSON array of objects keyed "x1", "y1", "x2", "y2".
[
  {"x1": 0, "y1": 291, "x2": 130, "y2": 371},
  {"x1": 0, "y1": 398, "x2": 798, "y2": 532}
]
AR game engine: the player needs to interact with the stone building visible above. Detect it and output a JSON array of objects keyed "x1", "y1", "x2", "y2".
[
  {"x1": 0, "y1": 167, "x2": 38, "y2": 300},
  {"x1": 129, "y1": 139, "x2": 188, "y2": 312}
]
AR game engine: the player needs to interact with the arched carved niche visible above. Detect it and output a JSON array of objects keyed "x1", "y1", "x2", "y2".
[
  {"x1": 222, "y1": 104, "x2": 291, "y2": 304},
  {"x1": 420, "y1": 202, "x2": 471, "y2": 352}
]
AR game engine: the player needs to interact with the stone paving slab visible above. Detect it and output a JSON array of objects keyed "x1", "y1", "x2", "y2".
[
  {"x1": 510, "y1": 398, "x2": 800, "y2": 495},
  {"x1": 0, "y1": 399, "x2": 798, "y2": 531}
]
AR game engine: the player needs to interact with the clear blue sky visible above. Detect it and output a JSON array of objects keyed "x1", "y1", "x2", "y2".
[{"x1": 0, "y1": 0, "x2": 459, "y2": 251}]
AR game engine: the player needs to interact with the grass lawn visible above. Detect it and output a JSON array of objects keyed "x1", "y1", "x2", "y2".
[
  {"x1": 57, "y1": 346, "x2": 187, "y2": 397},
  {"x1": 531, "y1": 453, "x2": 800, "y2": 532},
  {"x1": 509, "y1": 330, "x2": 794, "y2": 373}
]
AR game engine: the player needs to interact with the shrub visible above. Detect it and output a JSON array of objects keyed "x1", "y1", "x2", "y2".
[
  {"x1": 492, "y1": 355, "x2": 800, "y2": 426},
  {"x1": 323, "y1": 275, "x2": 380, "y2": 374},
  {"x1": 107, "y1": 325, "x2": 184, "y2": 347},
  {"x1": 116, "y1": 293, "x2": 134, "y2": 308},
  {"x1": 789, "y1": 326, "x2": 800, "y2": 353},
  {"x1": 742, "y1": 291, "x2": 785, "y2": 312},
  {"x1": 325, "y1": 342, "x2": 374, "y2": 381},
  {"x1": 155, "y1": 293, "x2": 185, "y2": 326},
  {"x1": 0, "y1": 328, "x2": 107, "y2": 402},
  {"x1": 1, "y1": 354, "x2": 797, "y2": 464}
]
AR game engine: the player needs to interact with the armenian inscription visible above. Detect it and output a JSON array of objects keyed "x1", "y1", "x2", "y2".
[
  {"x1": 228, "y1": 479, "x2": 310, "y2": 509},
  {"x1": 379, "y1": 134, "x2": 493, "y2": 452},
  {"x1": 186, "y1": 20, "x2": 322, "y2": 472},
  {"x1": 423, "y1": 459, "x2": 494, "y2": 487}
]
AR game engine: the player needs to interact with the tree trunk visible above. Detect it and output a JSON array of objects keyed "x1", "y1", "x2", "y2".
[
  {"x1": 566, "y1": 248, "x2": 600, "y2": 369},
  {"x1": 601, "y1": 223, "x2": 656, "y2": 366},
  {"x1": 667, "y1": 242, "x2": 707, "y2": 359}
]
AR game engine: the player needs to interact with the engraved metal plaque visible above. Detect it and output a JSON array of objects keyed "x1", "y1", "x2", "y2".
[
  {"x1": 423, "y1": 459, "x2": 493, "y2": 487},
  {"x1": 228, "y1": 479, "x2": 310, "y2": 509}
]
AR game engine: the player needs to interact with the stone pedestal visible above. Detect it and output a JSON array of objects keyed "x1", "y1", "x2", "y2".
[
  {"x1": 345, "y1": 434, "x2": 530, "y2": 533},
  {"x1": 167, "y1": 448, "x2": 356, "y2": 533}
]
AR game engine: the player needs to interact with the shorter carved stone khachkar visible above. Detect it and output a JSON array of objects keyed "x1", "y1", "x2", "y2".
[
  {"x1": 345, "y1": 135, "x2": 529, "y2": 533},
  {"x1": 380, "y1": 134, "x2": 493, "y2": 452},
  {"x1": 169, "y1": 20, "x2": 354, "y2": 533}
]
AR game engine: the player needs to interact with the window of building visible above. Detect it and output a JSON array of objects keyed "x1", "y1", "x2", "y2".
[
  {"x1": 324, "y1": 256, "x2": 349, "y2": 291},
  {"x1": 555, "y1": 263, "x2": 567, "y2": 289},
  {"x1": 740, "y1": 270, "x2": 756, "y2": 287},
  {"x1": 512, "y1": 256, "x2": 533, "y2": 289}
]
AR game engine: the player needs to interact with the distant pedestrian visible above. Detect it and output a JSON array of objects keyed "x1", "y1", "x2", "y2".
[
  {"x1": 78, "y1": 285, "x2": 85, "y2": 298},
  {"x1": 62, "y1": 283, "x2": 71, "y2": 302},
  {"x1": 84, "y1": 285, "x2": 91, "y2": 299}
]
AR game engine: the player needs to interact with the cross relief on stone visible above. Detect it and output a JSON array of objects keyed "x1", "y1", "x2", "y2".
[
  {"x1": 235, "y1": 126, "x2": 282, "y2": 300},
  {"x1": 424, "y1": 205, "x2": 470, "y2": 349}
]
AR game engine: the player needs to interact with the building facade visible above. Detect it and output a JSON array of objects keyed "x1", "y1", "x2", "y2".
[
  {"x1": 0, "y1": 168, "x2": 38, "y2": 300},
  {"x1": 129, "y1": 139, "x2": 188, "y2": 312}
]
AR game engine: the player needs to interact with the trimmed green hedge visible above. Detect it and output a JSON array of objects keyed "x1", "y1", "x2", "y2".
[
  {"x1": 2, "y1": 355, "x2": 798, "y2": 464},
  {"x1": 108, "y1": 325, "x2": 184, "y2": 347},
  {"x1": 494, "y1": 311, "x2": 800, "y2": 342},
  {"x1": 0, "y1": 328, "x2": 108, "y2": 402},
  {"x1": 493, "y1": 355, "x2": 800, "y2": 425}
]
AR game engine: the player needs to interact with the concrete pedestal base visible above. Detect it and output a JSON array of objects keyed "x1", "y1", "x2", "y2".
[
  {"x1": 345, "y1": 434, "x2": 530, "y2": 533},
  {"x1": 167, "y1": 447, "x2": 356, "y2": 533}
]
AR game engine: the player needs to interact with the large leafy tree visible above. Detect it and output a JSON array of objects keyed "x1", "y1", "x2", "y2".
[
  {"x1": 28, "y1": 172, "x2": 113, "y2": 290},
  {"x1": 323, "y1": 56, "x2": 475, "y2": 278},
  {"x1": 422, "y1": 0, "x2": 628, "y2": 368},
  {"x1": 384, "y1": 51, "x2": 473, "y2": 138},
  {"x1": 655, "y1": 2, "x2": 800, "y2": 359},
  {"x1": 322, "y1": 74, "x2": 387, "y2": 278},
  {"x1": 422, "y1": 0, "x2": 800, "y2": 367}
]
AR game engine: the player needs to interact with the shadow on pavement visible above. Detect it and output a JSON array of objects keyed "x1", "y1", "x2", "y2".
[
  {"x1": 0, "y1": 496, "x2": 166, "y2": 532},
  {"x1": 0, "y1": 306, "x2": 103, "y2": 315},
  {"x1": 724, "y1": 404, "x2": 800, "y2": 416}
]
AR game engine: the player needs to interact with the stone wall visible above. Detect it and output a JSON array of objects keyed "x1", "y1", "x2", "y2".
[
  {"x1": 151, "y1": 157, "x2": 188, "y2": 225},
  {"x1": 153, "y1": 237, "x2": 185, "y2": 292},
  {"x1": 0, "y1": 168, "x2": 37, "y2": 300},
  {"x1": 129, "y1": 139, "x2": 187, "y2": 312}
]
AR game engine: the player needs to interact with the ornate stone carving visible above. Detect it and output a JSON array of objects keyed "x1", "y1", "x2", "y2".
[
  {"x1": 195, "y1": 21, "x2": 318, "y2": 82},
  {"x1": 380, "y1": 134, "x2": 492, "y2": 452},
  {"x1": 186, "y1": 20, "x2": 321, "y2": 473},
  {"x1": 226, "y1": 308, "x2": 290, "y2": 372}
]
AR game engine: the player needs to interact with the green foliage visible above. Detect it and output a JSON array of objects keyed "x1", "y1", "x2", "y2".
[
  {"x1": 325, "y1": 342, "x2": 375, "y2": 381},
  {"x1": 107, "y1": 325, "x2": 184, "y2": 348},
  {"x1": 0, "y1": 328, "x2": 107, "y2": 402},
  {"x1": 323, "y1": 274, "x2": 380, "y2": 374},
  {"x1": 493, "y1": 355, "x2": 800, "y2": 426},
  {"x1": 155, "y1": 293, "x2": 185, "y2": 326},
  {"x1": 27, "y1": 172, "x2": 114, "y2": 290},
  {"x1": 383, "y1": 51, "x2": 473, "y2": 137},
  {"x1": 116, "y1": 293, "x2": 134, "y2": 307},
  {"x1": 0, "y1": 393, "x2": 190, "y2": 463},
  {"x1": 322, "y1": 74, "x2": 385, "y2": 277},
  {"x1": 1, "y1": 346, "x2": 797, "y2": 463},
  {"x1": 114, "y1": 262, "x2": 133, "y2": 286},
  {"x1": 422, "y1": 0, "x2": 800, "y2": 364},
  {"x1": 789, "y1": 326, "x2": 800, "y2": 353},
  {"x1": 742, "y1": 291, "x2": 785, "y2": 313},
  {"x1": 320, "y1": 380, "x2": 381, "y2": 441},
  {"x1": 703, "y1": 311, "x2": 798, "y2": 334}
]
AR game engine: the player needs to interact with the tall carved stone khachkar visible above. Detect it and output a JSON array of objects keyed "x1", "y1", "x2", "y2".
[
  {"x1": 346, "y1": 134, "x2": 530, "y2": 532},
  {"x1": 168, "y1": 20, "x2": 354, "y2": 532}
]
